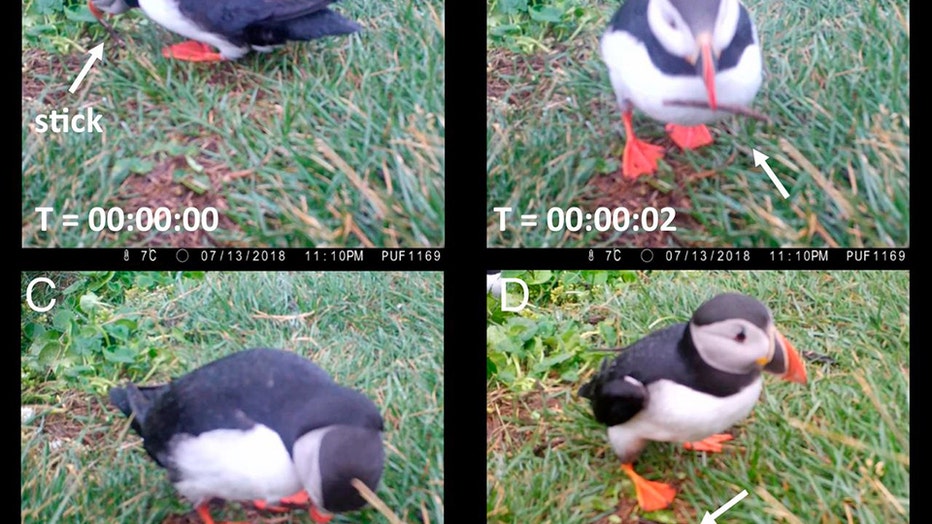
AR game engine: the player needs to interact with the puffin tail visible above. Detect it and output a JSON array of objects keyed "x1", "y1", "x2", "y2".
[
  {"x1": 285, "y1": 9, "x2": 363, "y2": 40},
  {"x1": 108, "y1": 383, "x2": 167, "y2": 432}
]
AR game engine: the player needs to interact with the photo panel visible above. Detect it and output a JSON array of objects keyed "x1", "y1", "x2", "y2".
[
  {"x1": 23, "y1": 1, "x2": 444, "y2": 248},
  {"x1": 487, "y1": 270, "x2": 908, "y2": 522},
  {"x1": 487, "y1": 1, "x2": 908, "y2": 248},
  {"x1": 22, "y1": 271, "x2": 443, "y2": 522}
]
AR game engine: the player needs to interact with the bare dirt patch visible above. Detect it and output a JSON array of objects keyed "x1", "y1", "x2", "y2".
[
  {"x1": 487, "y1": 43, "x2": 590, "y2": 111},
  {"x1": 23, "y1": 48, "x2": 89, "y2": 106},
  {"x1": 112, "y1": 136, "x2": 250, "y2": 247},
  {"x1": 26, "y1": 390, "x2": 111, "y2": 447},
  {"x1": 580, "y1": 154, "x2": 711, "y2": 246},
  {"x1": 487, "y1": 386, "x2": 569, "y2": 457}
]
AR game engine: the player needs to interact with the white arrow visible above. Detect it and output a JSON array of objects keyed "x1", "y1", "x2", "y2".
[
  {"x1": 752, "y1": 149, "x2": 789, "y2": 199},
  {"x1": 69, "y1": 43, "x2": 104, "y2": 94},
  {"x1": 700, "y1": 489, "x2": 748, "y2": 524}
]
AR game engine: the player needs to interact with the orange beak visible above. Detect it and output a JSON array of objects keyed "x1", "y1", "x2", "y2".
[
  {"x1": 88, "y1": 0, "x2": 105, "y2": 20},
  {"x1": 776, "y1": 331, "x2": 807, "y2": 384},
  {"x1": 697, "y1": 35, "x2": 718, "y2": 110}
]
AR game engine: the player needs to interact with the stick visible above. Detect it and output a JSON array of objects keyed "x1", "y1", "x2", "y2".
[
  {"x1": 89, "y1": 7, "x2": 126, "y2": 46},
  {"x1": 97, "y1": 18, "x2": 126, "y2": 46},
  {"x1": 351, "y1": 478, "x2": 406, "y2": 524},
  {"x1": 663, "y1": 99, "x2": 772, "y2": 123}
]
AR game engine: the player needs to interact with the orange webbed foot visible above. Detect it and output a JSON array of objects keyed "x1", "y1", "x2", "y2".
[
  {"x1": 620, "y1": 110, "x2": 664, "y2": 179},
  {"x1": 622, "y1": 136, "x2": 665, "y2": 179},
  {"x1": 665, "y1": 124, "x2": 714, "y2": 150},
  {"x1": 253, "y1": 490, "x2": 311, "y2": 513},
  {"x1": 162, "y1": 40, "x2": 223, "y2": 62},
  {"x1": 281, "y1": 490, "x2": 310, "y2": 505},
  {"x1": 252, "y1": 499, "x2": 290, "y2": 513},
  {"x1": 194, "y1": 503, "x2": 250, "y2": 524},
  {"x1": 310, "y1": 505, "x2": 333, "y2": 523},
  {"x1": 683, "y1": 433, "x2": 734, "y2": 453},
  {"x1": 621, "y1": 463, "x2": 677, "y2": 511}
]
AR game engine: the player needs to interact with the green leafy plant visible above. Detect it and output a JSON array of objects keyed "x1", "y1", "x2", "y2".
[
  {"x1": 488, "y1": 0, "x2": 600, "y2": 51},
  {"x1": 23, "y1": 0, "x2": 99, "y2": 49},
  {"x1": 21, "y1": 272, "x2": 201, "y2": 391},
  {"x1": 486, "y1": 270, "x2": 637, "y2": 390}
]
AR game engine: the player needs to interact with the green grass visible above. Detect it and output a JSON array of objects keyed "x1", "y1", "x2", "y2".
[
  {"x1": 487, "y1": 270, "x2": 909, "y2": 522},
  {"x1": 22, "y1": 271, "x2": 444, "y2": 523},
  {"x1": 486, "y1": 0, "x2": 909, "y2": 247},
  {"x1": 23, "y1": 0, "x2": 444, "y2": 247}
]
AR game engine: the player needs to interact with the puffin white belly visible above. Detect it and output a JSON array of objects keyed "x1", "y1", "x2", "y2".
[
  {"x1": 608, "y1": 377, "x2": 763, "y2": 458},
  {"x1": 601, "y1": 30, "x2": 762, "y2": 126},
  {"x1": 170, "y1": 424, "x2": 303, "y2": 505}
]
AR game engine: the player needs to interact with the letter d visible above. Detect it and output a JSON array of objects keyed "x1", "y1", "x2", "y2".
[{"x1": 500, "y1": 278, "x2": 529, "y2": 312}]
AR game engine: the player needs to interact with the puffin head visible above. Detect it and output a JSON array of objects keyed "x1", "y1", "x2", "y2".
[
  {"x1": 646, "y1": 0, "x2": 742, "y2": 110},
  {"x1": 88, "y1": 0, "x2": 137, "y2": 20},
  {"x1": 292, "y1": 424, "x2": 386, "y2": 521},
  {"x1": 688, "y1": 293, "x2": 808, "y2": 384}
]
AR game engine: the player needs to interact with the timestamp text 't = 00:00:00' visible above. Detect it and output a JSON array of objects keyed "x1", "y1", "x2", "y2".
[{"x1": 85, "y1": 207, "x2": 219, "y2": 233}]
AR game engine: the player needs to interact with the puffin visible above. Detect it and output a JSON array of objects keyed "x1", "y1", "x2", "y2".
[
  {"x1": 108, "y1": 348, "x2": 385, "y2": 524},
  {"x1": 487, "y1": 270, "x2": 503, "y2": 298},
  {"x1": 601, "y1": 0, "x2": 763, "y2": 178},
  {"x1": 578, "y1": 293, "x2": 807, "y2": 511},
  {"x1": 87, "y1": 0, "x2": 361, "y2": 61}
]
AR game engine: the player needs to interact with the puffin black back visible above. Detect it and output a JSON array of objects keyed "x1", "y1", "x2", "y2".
[{"x1": 112, "y1": 348, "x2": 384, "y2": 446}]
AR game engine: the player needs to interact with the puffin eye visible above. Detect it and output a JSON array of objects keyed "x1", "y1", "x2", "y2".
[{"x1": 735, "y1": 329, "x2": 747, "y2": 342}]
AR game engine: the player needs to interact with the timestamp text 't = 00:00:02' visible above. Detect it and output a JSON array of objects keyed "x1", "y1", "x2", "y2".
[{"x1": 547, "y1": 206, "x2": 676, "y2": 233}]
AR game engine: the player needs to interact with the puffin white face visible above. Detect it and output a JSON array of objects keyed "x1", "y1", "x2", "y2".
[
  {"x1": 710, "y1": 0, "x2": 741, "y2": 56},
  {"x1": 647, "y1": 0, "x2": 696, "y2": 59},
  {"x1": 646, "y1": 0, "x2": 742, "y2": 110},
  {"x1": 689, "y1": 317, "x2": 773, "y2": 374},
  {"x1": 647, "y1": 0, "x2": 741, "y2": 60},
  {"x1": 292, "y1": 427, "x2": 333, "y2": 516},
  {"x1": 292, "y1": 425, "x2": 385, "y2": 518}
]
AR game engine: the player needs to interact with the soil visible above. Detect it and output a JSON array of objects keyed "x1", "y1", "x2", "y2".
[{"x1": 112, "y1": 136, "x2": 249, "y2": 247}]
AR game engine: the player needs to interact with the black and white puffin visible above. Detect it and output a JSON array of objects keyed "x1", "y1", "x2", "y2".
[
  {"x1": 109, "y1": 348, "x2": 385, "y2": 524},
  {"x1": 601, "y1": 0, "x2": 763, "y2": 178},
  {"x1": 88, "y1": 0, "x2": 360, "y2": 61},
  {"x1": 578, "y1": 293, "x2": 806, "y2": 511}
]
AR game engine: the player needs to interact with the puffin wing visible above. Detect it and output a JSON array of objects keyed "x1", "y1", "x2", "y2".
[
  {"x1": 579, "y1": 357, "x2": 650, "y2": 426},
  {"x1": 186, "y1": 0, "x2": 360, "y2": 38},
  {"x1": 580, "y1": 323, "x2": 689, "y2": 426}
]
